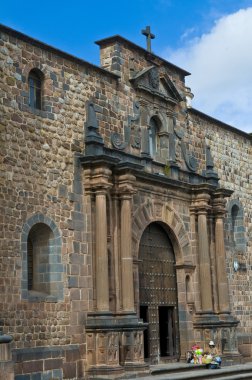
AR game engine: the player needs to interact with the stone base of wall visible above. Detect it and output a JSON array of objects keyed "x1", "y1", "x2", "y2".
[
  {"x1": 87, "y1": 364, "x2": 150, "y2": 380},
  {"x1": 0, "y1": 361, "x2": 14, "y2": 380},
  {"x1": 221, "y1": 353, "x2": 242, "y2": 366},
  {"x1": 0, "y1": 334, "x2": 14, "y2": 380},
  {"x1": 13, "y1": 344, "x2": 83, "y2": 380},
  {"x1": 238, "y1": 334, "x2": 252, "y2": 361},
  {"x1": 86, "y1": 312, "x2": 149, "y2": 379},
  {"x1": 87, "y1": 365, "x2": 124, "y2": 380},
  {"x1": 193, "y1": 312, "x2": 240, "y2": 361}
]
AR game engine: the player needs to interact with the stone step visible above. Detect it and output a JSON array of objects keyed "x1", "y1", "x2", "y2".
[{"x1": 126, "y1": 362, "x2": 252, "y2": 380}]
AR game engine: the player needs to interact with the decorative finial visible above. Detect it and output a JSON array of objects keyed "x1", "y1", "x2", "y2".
[{"x1": 141, "y1": 26, "x2": 155, "y2": 53}]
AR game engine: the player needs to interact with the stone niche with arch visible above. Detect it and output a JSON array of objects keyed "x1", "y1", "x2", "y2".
[
  {"x1": 21, "y1": 213, "x2": 64, "y2": 302},
  {"x1": 225, "y1": 199, "x2": 247, "y2": 272}
]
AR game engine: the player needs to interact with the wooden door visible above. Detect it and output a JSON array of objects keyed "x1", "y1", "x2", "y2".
[{"x1": 139, "y1": 223, "x2": 179, "y2": 363}]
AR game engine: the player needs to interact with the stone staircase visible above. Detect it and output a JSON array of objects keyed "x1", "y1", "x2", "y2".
[
  {"x1": 126, "y1": 362, "x2": 252, "y2": 380},
  {"x1": 152, "y1": 362, "x2": 252, "y2": 379}
]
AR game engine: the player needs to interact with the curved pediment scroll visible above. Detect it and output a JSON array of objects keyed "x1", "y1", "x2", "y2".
[
  {"x1": 173, "y1": 127, "x2": 198, "y2": 172},
  {"x1": 111, "y1": 101, "x2": 141, "y2": 150},
  {"x1": 181, "y1": 142, "x2": 198, "y2": 172}
]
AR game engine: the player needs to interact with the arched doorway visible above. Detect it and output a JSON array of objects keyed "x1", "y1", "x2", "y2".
[{"x1": 139, "y1": 222, "x2": 180, "y2": 363}]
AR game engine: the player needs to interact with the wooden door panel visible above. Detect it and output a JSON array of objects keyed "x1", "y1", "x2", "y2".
[{"x1": 139, "y1": 223, "x2": 179, "y2": 362}]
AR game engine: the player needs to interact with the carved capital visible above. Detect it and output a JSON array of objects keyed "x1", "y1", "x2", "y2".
[
  {"x1": 189, "y1": 205, "x2": 198, "y2": 216},
  {"x1": 213, "y1": 198, "x2": 226, "y2": 218},
  {"x1": 137, "y1": 98, "x2": 148, "y2": 107},
  {"x1": 83, "y1": 167, "x2": 93, "y2": 192},
  {"x1": 117, "y1": 173, "x2": 136, "y2": 197},
  {"x1": 166, "y1": 110, "x2": 175, "y2": 118},
  {"x1": 193, "y1": 193, "x2": 211, "y2": 214},
  {"x1": 91, "y1": 166, "x2": 113, "y2": 192},
  {"x1": 212, "y1": 189, "x2": 231, "y2": 218}
]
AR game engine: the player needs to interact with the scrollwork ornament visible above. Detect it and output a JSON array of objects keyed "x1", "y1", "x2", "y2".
[
  {"x1": 181, "y1": 141, "x2": 198, "y2": 172},
  {"x1": 111, "y1": 100, "x2": 141, "y2": 150},
  {"x1": 111, "y1": 132, "x2": 128, "y2": 150}
]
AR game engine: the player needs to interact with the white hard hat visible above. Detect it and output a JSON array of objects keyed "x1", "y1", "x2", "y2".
[{"x1": 209, "y1": 341, "x2": 215, "y2": 346}]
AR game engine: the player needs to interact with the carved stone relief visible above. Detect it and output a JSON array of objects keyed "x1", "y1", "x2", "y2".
[
  {"x1": 108, "y1": 332, "x2": 118, "y2": 364},
  {"x1": 111, "y1": 101, "x2": 141, "y2": 150},
  {"x1": 173, "y1": 126, "x2": 198, "y2": 171},
  {"x1": 85, "y1": 101, "x2": 104, "y2": 145},
  {"x1": 148, "y1": 67, "x2": 159, "y2": 89},
  {"x1": 181, "y1": 142, "x2": 198, "y2": 172}
]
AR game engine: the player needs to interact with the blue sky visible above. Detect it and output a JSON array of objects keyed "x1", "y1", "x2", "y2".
[{"x1": 2, "y1": 0, "x2": 252, "y2": 132}]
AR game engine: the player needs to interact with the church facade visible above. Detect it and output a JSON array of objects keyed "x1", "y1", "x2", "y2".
[{"x1": 0, "y1": 24, "x2": 252, "y2": 379}]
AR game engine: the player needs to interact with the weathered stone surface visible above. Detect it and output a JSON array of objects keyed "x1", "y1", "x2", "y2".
[{"x1": 1, "y1": 23, "x2": 252, "y2": 379}]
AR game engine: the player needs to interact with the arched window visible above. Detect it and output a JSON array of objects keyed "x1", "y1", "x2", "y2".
[
  {"x1": 27, "y1": 237, "x2": 33, "y2": 290},
  {"x1": 226, "y1": 200, "x2": 246, "y2": 253},
  {"x1": 21, "y1": 214, "x2": 64, "y2": 301},
  {"x1": 231, "y1": 204, "x2": 239, "y2": 244},
  {"x1": 27, "y1": 223, "x2": 53, "y2": 294},
  {"x1": 149, "y1": 117, "x2": 160, "y2": 156},
  {"x1": 28, "y1": 69, "x2": 43, "y2": 109}
]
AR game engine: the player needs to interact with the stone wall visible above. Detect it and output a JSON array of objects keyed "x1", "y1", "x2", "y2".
[
  {"x1": 174, "y1": 106, "x2": 252, "y2": 355},
  {"x1": 188, "y1": 109, "x2": 252, "y2": 337},
  {"x1": 1, "y1": 22, "x2": 252, "y2": 377},
  {"x1": 0, "y1": 26, "x2": 125, "y2": 378}
]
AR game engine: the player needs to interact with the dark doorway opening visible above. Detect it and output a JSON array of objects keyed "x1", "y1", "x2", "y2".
[
  {"x1": 140, "y1": 305, "x2": 149, "y2": 359},
  {"x1": 159, "y1": 306, "x2": 176, "y2": 357}
]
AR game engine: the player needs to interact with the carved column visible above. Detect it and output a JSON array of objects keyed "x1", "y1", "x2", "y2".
[
  {"x1": 118, "y1": 173, "x2": 136, "y2": 313},
  {"x1": 92, "y1": 167, "x2": 112, "y2": 312},
  {"x1": 111, "y1": 191, "x2": 121, "y2": 312},
  {"x1": 196, "y1": 193, "x2": 213, "y2": 313},
  {"x1": 95, "y1": 188, "x2": 109, "y2": 311},
  {"x1": 213, "y1": 191, "x2": 230, "y2": 314},
  {"x1": 209, "y1": 213, "x2": 219, "y2": 313}
]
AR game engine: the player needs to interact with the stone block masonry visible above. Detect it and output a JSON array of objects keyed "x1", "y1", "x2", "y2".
[
  {"x1": 12, "y1": 345, "x2": 81, "y2": 380},
  {"x1": 1, "y1": 22, "x2": 252, "y2": 378}
]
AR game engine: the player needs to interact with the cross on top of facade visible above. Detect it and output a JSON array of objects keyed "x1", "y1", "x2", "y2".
[{"x1": 141, "y1": 26, "x2": 155, "y2": 53}]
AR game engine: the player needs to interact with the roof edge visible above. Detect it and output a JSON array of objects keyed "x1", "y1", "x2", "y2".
[
  {"x1": 95, "y1": 35, "x2": 190, "y2": 77},
  {"x1": 189, "y1": 108, "x2": 251, "y2": 139},
  {"x1": 0, "y1": 24, "x2": 120, "y2": 79}
]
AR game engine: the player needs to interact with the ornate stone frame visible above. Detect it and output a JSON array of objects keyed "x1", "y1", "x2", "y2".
[{"x1": 132, "y1": 200, "x2": 194, "y2": 358}]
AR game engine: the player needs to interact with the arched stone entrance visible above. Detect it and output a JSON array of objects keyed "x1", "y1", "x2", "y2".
[{"x1": 139, "y1": 222, "x2": 180, "y2": 364}]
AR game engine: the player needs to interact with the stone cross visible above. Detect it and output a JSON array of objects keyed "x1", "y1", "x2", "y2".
[{"x1": 141, "y1": 26, "x2": 155, "y2": 53}]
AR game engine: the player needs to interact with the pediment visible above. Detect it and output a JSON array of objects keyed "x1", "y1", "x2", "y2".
[{"x1": 130, "y1": 66, "x2": 183, "y2": 104}]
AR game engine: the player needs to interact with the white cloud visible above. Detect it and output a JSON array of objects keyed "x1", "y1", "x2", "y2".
[
  {"x1": 166, "y1": 8, "x2": 252, "y2": 133},
  {"x1": 180, "y1": 27, "x2": 196, "y2": 41}
]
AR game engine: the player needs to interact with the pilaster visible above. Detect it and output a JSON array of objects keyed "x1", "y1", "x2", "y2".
[
  {"x1": 92, "y1": 166, "x2": 113, "y2": 312},
  {"x1": 82, "y1": 160, "x2": 148, "y2": 378},
  {"x1": 117, "y1": 172, "x2": 136, "y2": 313},
  {"x1": 212, "y1": 190, "x2": 231, "y2": 315},
  {"x1": 192, "y1": 187, "x2": 240, "y2": 363},
  {"x1": 194, "y1": 192, "x2": 213, "y2": 314},
  {"x1": 95, "y1": 188, "x2": 110, "y2": 311}
]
